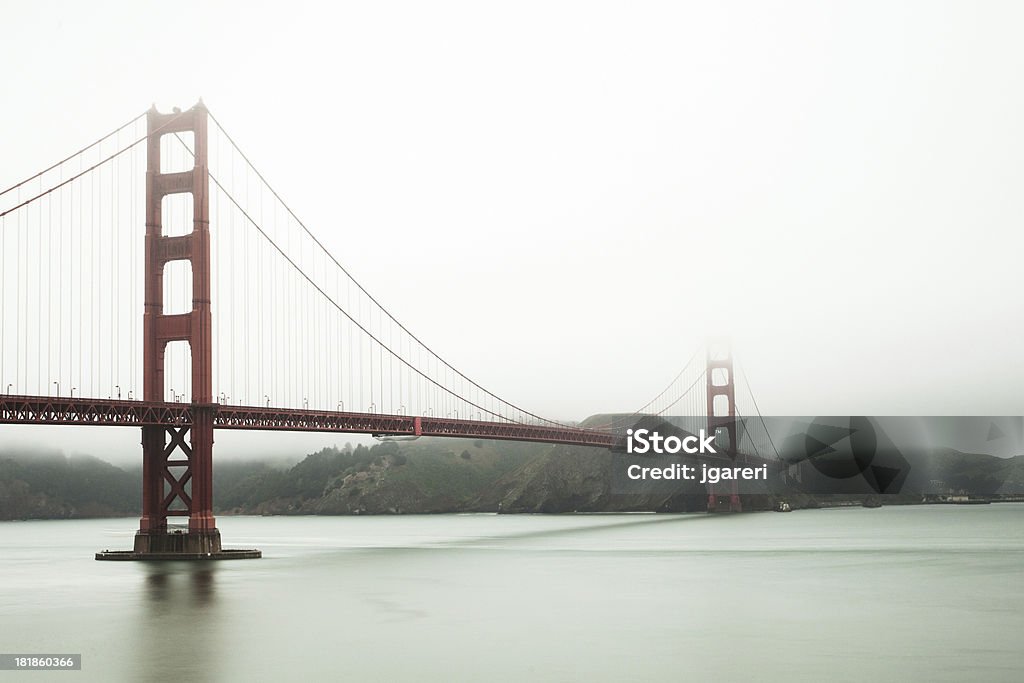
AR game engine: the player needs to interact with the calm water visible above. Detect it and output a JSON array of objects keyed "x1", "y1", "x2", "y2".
[{"x1": 2, "y1": 506, "x2": 1023, "y2": 682}]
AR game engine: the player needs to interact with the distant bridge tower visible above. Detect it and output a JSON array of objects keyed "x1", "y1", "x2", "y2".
[
  {"x1": 135, "y1": 103, "x2": 220, "y2": 555},
  {"x1": 706, "y1": 340, "x2": 741, "y2": 512}
]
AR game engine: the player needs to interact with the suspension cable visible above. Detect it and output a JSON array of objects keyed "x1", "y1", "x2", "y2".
[
  {"x1": 203, "y1": 108, "x2": 576, "y2": 429},
  {"x1": 596, "y1": 348, "x2": 702, "y2": 429},
  {"x1": 0, "y1": 110, "x2": 146, "y2": 199},
  {"x1": 0, "y1": 111, "x2": 187, "y2": 221},
  {"x1": 181, "y1": 134, "x2": 558, "y2": 427},
  {"x1": 738, "y1": 363, "x2": 780, "y2": 459}
]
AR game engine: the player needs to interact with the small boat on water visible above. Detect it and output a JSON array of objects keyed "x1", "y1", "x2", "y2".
[{"x1": 775, "y1": 501, "x2": 792, "y2": 512}]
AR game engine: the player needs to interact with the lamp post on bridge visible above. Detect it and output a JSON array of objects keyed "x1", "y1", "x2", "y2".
[{"x1": 53, "y1": 381, "x2": 59, "y2": 398}]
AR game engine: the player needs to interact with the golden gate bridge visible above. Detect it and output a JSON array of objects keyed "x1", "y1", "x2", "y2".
[{"x1": 0, "y1": 102, "x2": 779, "y2": 559}]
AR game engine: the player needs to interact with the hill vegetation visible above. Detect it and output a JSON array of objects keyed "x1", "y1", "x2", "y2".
[{"x1": 2, "y1": 424, "x2": 1023, "y2": 520}]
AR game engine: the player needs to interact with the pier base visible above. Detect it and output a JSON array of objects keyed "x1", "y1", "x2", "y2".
[{"x1": 95, "y1": 529, "x2": 260, "y2": 561}]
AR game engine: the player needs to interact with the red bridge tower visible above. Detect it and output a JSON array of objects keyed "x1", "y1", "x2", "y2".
[
  {"x1": 706, "y1": 341, "x2": 742, "y2": 513},
  {"x1": 133, "y1": 103, "x2": 218, "y2": 554}
]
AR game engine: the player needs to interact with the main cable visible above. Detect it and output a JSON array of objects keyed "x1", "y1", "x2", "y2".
[
  {"x1": 0, "y1": 111, "x2": 188, "y2": 221},
  {"x1": 204, "y1": 108, "x2": 575, "y2": 429},
  {"x1": 738, "y1": 363, "x2": 780, "y2": 460},
  {"x1": 0, "y1": 111, "x2": 146, "y2": 199}
]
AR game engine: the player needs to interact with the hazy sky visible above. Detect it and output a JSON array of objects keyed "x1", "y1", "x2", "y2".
[{"x1": 2, "y1": 1, "x2": 1023, "y2": 462}]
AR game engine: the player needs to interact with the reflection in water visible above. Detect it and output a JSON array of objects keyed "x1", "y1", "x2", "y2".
[
  {"x1": 131, "y1": 564, "x2": 222, "y2": 681},
  {"x1": 191, "y1": 567, "x2": 216, "y2": 607},
  {"x1": 143, "y1": 563, "x2": 218, "y2": 608},
  {"x1": 144, "y1": 568, "x2": 168, "y2": 602}
]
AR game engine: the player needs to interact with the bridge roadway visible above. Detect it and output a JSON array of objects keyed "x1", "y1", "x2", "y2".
[
  {"x1": 0, "y1": 394, "x2": 776, "y2": 466},
  {"x1": 0, "y1": 393, "x2": 619, "y2": 447}
]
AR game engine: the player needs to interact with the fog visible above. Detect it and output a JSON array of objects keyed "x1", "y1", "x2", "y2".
[{"x1": 2, "y1": 1, "x2": 1022, "y2": 463}]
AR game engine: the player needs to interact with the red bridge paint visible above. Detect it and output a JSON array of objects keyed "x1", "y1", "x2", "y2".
[
  {"x1": 0, "y1": 103, "x2": 778, "y2": 558},
  {"x1": 0, "y1": 395, "x2": 618, "y2": 448}
]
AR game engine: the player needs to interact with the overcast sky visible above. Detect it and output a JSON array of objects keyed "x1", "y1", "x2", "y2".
[{"x1": 1, "y1": 1, "x2": 1022, "y2": 462}]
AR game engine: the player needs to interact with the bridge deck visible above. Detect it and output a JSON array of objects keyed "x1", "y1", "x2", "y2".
[
  {"x1": 0, "y1": 395, "x2": 780, "y2": 468},
  {"x1": 0, "y1": 394, "x2": 619, "y2": 448}
]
